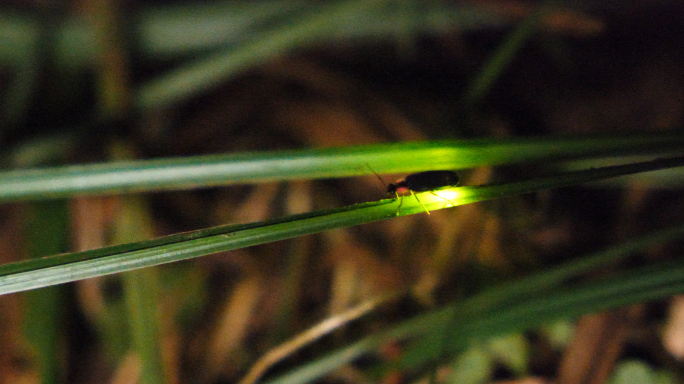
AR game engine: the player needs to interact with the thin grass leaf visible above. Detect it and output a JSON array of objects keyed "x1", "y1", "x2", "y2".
[
  {"x1": 23, "y1": 201, "x2": 69, "y2": 384},
  {"x1": 134, "y1": 0, "x2": 520, "y2": 110},
  {"x1": 115, "y1": 196, "x2": 167, "y2": 384},
  {"x1": 138, "y1": 2, "x2": 306, "y2": 58},
  {"x1": 455, "y1": 261, "x2": 684, "y2": 345},
  {"x1": 263, "y1": 222, "x2": 684, "y2": 384},
  {"x1": 26, "y1": 1, "x2": 510, "y2": 70},
  {"x1": 2, "y1": 133, "x2": 683, "y2": 201},
  {"x1": 0, "y1": 13, "x2": 41, "y2": 125},
  {"x1": 462, "y1": 1, "x2": 550, "y2": 108},
  {"x1": 134, "y1": 0, "x2": 380, "y2": 110}
]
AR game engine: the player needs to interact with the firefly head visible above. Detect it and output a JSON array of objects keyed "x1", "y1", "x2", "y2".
[{"x1": 386, "y1": 180, "x2": 410, "y2": 197}]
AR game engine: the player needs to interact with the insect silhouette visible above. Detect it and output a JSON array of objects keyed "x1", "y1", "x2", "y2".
[{"x1": 372, "y1": 169, "x2": 460, "y2": 215}]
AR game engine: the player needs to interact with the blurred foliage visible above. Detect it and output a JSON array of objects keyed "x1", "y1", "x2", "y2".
[{"x1": 0, "y1": 1, "x2": 683, "y2": 384}]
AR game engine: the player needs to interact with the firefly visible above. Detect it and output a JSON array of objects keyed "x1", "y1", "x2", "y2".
[{"x1": 374, "y1": 169, "x2": 460, "y2": 215}]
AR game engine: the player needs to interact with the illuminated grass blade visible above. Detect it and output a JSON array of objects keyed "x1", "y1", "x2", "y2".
[{"x1": 1, "y1": 133, "x2": 683, "y2": 201}]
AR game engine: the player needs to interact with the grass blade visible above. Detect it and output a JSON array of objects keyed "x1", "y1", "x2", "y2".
[
  {"x1": 1, "y1": 134, "x2": 683, "y2": 201},
  {"x1": 263, "y1": 223, "x2": 684, "y2": 384}
]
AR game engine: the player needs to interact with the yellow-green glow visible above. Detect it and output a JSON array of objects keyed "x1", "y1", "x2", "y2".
[
  {"x1": 431, "y1": 189, "x2": 463, "y2": 204},
  {"x1": 384, "y1": 187, "x2": 466, "y2": 215}
]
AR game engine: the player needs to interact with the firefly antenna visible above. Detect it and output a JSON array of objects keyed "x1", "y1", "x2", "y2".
[{"x1": 366, "y1": 163, "x2": 387, "y2": 190}]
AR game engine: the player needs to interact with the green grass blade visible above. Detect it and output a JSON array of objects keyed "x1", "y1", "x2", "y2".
[
  {"x1": 462, "y1": 1, "x2": 550, "y2": 108},
  {"x1": 453, "y1": 223, "x2": 684, "y2": 317},
  {"x1": 137, "y1": 2, "x2": 305, "y2": 58},
  {"x1": 263, "y1": 223, "x2": 684, "y2": 384},
  {"x1": 115, "y1": 196, "x2": 167, "y2": 384},
  {"x1": 136, "y1": 2, "x2": 508, "y2": 59},
  {"x1": 23, "y1": 200, "x2": 69, "y2": 384},
  {"x1": 0, "y1": 156, "x2": 682, "y2": 296},
  {"x1": 134, "y1": 0, "x2": 380, "y2": 110},
  {"x1": 46, "y1": 1, "x2": 510, "y2": 69},
  {"x1": 2, "y1": 134, "x2": 683, "y2": 201},
  {"x1": 124, "y1": 267, "x2": 167, "y2": 384},
  {"x1": 453, "y1": 261, "x2": 684, "y2": 346}
]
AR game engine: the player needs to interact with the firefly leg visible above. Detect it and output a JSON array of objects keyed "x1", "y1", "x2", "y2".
[
  {"x1": 394, "y1": 192, "x2": 403, "y2": 216},
  {"x1": 411, "y1": 191, "x2": 431, "y2": 215}
]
